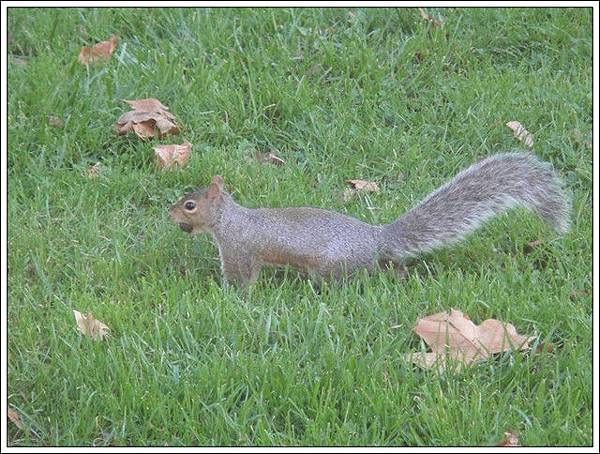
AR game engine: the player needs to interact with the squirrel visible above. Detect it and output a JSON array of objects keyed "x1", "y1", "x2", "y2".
[{"x1": 169, "y1": 153, "x2": 570, "y2": 287}]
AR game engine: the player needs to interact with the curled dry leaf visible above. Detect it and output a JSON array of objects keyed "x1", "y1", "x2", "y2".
[
  {"x1": 497, "y1": 430, "x2": 520, "y2": 447},
  {"x1": 346, "y1": 179, "x2": 380, "y2": 192},
  {"x1": 524, "y1": 239, "x2": 544, "y2": 255},
  {"x1": 573, "y1": 129, "x2": 592, "y2": 150},
  {"x1": 8, "y1": 407, "x2": 24, "y2": 430},
  {"x1": 48, "y1": 115, "x2": 64, "y2": 128},
  {"x1": 256, "y1": 151, "x2": 285, "y2": 166},
  {"x1": 343, "y1": 179, "x2": 380, "y2": 202},
  {"x1": 115, "y1": 98, "x2": 180, "y2": 139},
  {"x1": 506, "y1": 121, "x2": 534, "y2": 148},
  {"x1": 79, "y1": 34, "x2": 119, "y2": 65},
  {"x1": 406, "y1": 309, "x2": 535, "y2": 370},
  {"x1": 9, "y1": 55, "x2": 29, "y2": 67},
  {"x1": 154, "y1": 141, "x2": 192, "y2": 170},
  {"x1": 418, "y1": 8, "x2": 445, "y2": 27},
  {"x1": 87, "y1": 162, "x2": 102, "y2": 179},
  {"x1": 570, "y1": 288, "x2": 591, "y2": 300},
  {"x1": 73, "y1": 310, "x2": 110, "y2": 341}
]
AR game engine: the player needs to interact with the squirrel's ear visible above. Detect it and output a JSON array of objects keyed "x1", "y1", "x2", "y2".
[{"x1": 207, "y1": 175, "x2": 224, "y2": 200}]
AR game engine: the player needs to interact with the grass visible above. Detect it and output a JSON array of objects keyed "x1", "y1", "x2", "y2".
[{"x1": 6, "y1": 7, "x2": 592, "y2": 447}]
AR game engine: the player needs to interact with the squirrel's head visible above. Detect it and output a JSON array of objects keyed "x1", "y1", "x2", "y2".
[{"x1": 169, "y1": 175, "x2": 226, "y2": 235}]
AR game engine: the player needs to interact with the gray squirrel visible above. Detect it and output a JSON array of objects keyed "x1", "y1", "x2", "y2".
[{"x1": 169, "y1": 153, "x2": 570, "y2": 287}]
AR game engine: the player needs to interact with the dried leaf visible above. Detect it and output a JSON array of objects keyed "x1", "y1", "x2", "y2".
[
  {"x1": 346, "y1": 179, "x2": 380, "y2": 193},
  {"x1": 570, "y1": 288, "x2": 591, "y2": 300},
  {"x1": 132, "y1": 121, "x2": 158, "y2": 139},
  {"x1": 154, "y1": 141, "x2": 192, "y2": 170},
  {"x1": 506, "y1": 121, "x2": 534, "y2": 148},
  {"x1": 524, "y1": 239, "x2": 543, "y2": 255},
  {"x1": 256, "y1": 151, "x2": 285, "y2": 166},
  {"x1": 497, "y1": 430, "x2": 520, "y2": 447},
  {"x1": 418, "y1": 8, "x2": 445, "y2": 27},
  {"x1": 125, "y1": 98, "x2": 169, "y2": 112},
  {"x1": 8, "y1": 407, "x2": 24, "y2": 430},
  {"x1": 343, "y1": 179, "x2": 379, "y2": 202},
  {"x1": 73, "y1": 310, "x2": 110, "y2": 341},
  {"x1": 407, "y1": 309, "x2": 535, "y2": 370},
  {"x1": 79, "y1": 35, "x2": 119, "y2": 65},
  {"x1": 115, "y1": 98, "x2": 180, "y2": 139},
  {"x1": 573, "y1": 130, "x2": 592, "y2": 150},
  {"x1": 535, "y1": 342, "x2": 554, "y2": 354},
  {"x1": 47, "y1": 115, "x2": 64, "y2": 128},
  {"x1": 9, "y1": 55, "x2": 29, "y2": 67},
  {"x1": 87, "y1": 162, "x2": 102, "y2": 179}
]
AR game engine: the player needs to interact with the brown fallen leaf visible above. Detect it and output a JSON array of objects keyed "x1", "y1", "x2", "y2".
[
  {"x1": 573, "y1": 129, "x2": 592, "y2": 150},
  {"x1": 8, "y1": 407, "x2": 24, "y2": 430},
  {"x1": 506, "y1": 121, "x2": 534, "y2": 148},
  {"x1": 48, "y1": 115, "x2": 64, "y2": 128},
  {"x1": 87, "y1": 162, "x2": 102, "y2": 179},
  {"x1": 73, "y1": 310, "x2": 110, "y2": 341},
  {"x1": 256, "y1": 151, "x2": 285, "y2": 166},
  {"x1": 115, "y1": 98, "x2": 180, "y2": 139},
  {"x1": 524, "y1": 239, "x2": 544, "y2": 255},
  {"x1": 79, "y1": 34, "x2": 119, "y2": 65},
  {"x1": 535, "y1": 342, "x2": 554, "y2": 354},
  {"x1": 343, "y1": 179, "x2": 380, "y2": 202},
  {"x1": 570, "y1": 288, "x2": 591, "y2": 300},
  {"x1": 346, "y1": 179, "x2": 380, "y2": 192},
  {"x1": 418, "y1": 8, "x2": 445, "y2": 27},
  {"x1": 406, "y1": 309, "x2": 535, "y2": 370},
  {"x1": 497, "y1": 429, "x2": 520, "y2": 447},
  {"x1": 154, "y1": 141, "x2": 192, "y2": 170},
  {"x1": 9, "y1": 55, "x2": 29, "y2": 67}
]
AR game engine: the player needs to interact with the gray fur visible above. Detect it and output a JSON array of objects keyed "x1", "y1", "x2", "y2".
[
  {"x1": 170, "y1": 153, "x2": 570, "y2": 287},
  {"x1": 382, "y1": 152, "x2": 570, "y2": 259}
]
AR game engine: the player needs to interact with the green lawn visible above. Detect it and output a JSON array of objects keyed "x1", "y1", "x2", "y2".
[{"x1": 7, "y1": 7, "x2": 592, "y2": 446}]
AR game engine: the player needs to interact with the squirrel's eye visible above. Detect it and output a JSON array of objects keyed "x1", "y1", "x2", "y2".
[{"x1": 184, "y1": 201, "x2": 196, "y2": 211}]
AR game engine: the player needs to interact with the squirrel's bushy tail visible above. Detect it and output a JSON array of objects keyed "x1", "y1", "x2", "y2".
[{"x1": 382, "y1": 153, "x2": 570, "y2": 259}]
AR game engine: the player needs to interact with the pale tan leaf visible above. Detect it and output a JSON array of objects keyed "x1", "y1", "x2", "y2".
[
  {"x1": 256, "y1": 151, "x2": 285, "y2": 166},
  {"x1": 524, "y1": 239, "x2": 544, "y2": 255},
  {"x1": 345, "y1": 179, "x2": 380, "y2": 193},
  {"x1": 497, "y1": 430, "x2": 520, "y2": 447},
  {"x1": 79, "y1": 35, "x2": 119, "y2": 65},
  {"x1": 115, "y1": 99, "x2": 179, "y2": 139},
  {"x1": 48, "y1": 115, "x2": 64, "y2": 128},
  {"x1": 418, "y1": 8, "x2": 445, "y2": 27},
  {"x1": 87, "y1": 162, "x2": 102, "y2": 179},
  {"x1": 155, "y1": 117, "x2": 180, "y2": 136},
  {"x1": 9, "y1": 55, "x2": 29, "y2": 67},
  {"x1": 408, "y1": 309, "x2": 534, "y2": 369},
  {"x1": 8, "y1": 407, "x2": 24, "y2": 430},
  {"x1": 154, "y1": 141, "x2": 192, "y2": 170},
  {"x1": 73, "y1": 310, "x2": 110, "y2": 341},
  {"x1": 132, "y1": 121, "x2": 157, "y2": 139},
  {"x1": 506, "y1": 121, "x2": 534, "y2": 148},
  {"x1": 125, "y1": 98, "x2": 170, "y2": 112}
]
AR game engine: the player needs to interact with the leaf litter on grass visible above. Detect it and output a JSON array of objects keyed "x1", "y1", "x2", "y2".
[
  {"x1": 73, "y1": 310, "x2": 110, "y2": 341},
  {"x1": 154, "y1": 141, "x2": 192, "y2": 170},
  {"x1": 79, "y1": 34, "x2": 119, "y2": 65},
  {"x1": 405, "y1": 309, "x2": 535, "y2": 371},
  {"x1": 506, "y1": 121, "x2": 534, "y2": 148},
  {"x1": 343, "y1": 179, "x2": 380, "y2": 202},
  {"x1": 115, "y1": 98, "x2": 180, "y2": 139}
]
